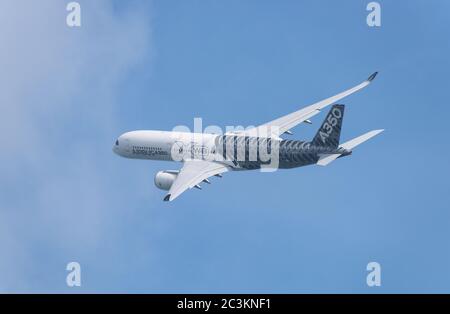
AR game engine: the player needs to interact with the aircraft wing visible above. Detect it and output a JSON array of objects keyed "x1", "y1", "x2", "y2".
[
  {"x1": 242, "y1": 72, "x2": 378, "y2": 138},
  {"x1": 164, "y1": 160, "x2": 229, "y2": 201}
]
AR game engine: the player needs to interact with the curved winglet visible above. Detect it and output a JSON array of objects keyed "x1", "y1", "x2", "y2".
[{"x1": 367, "y1": 72, "x2": 378, "y2": 82}]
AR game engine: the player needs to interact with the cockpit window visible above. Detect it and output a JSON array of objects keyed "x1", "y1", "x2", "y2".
[{"x1": 115, "y1": 140, "x2": 119, "y2": 146}]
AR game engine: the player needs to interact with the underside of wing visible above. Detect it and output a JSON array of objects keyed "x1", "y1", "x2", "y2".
[
  {"x1": 164, "y1": 160, "x2": 229, "y2": 201},
  {"x1": 243, "y1": 72, "x2": 378, "y2": 138}
]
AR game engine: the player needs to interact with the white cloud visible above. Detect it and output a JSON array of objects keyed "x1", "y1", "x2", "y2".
[{"x1": 0, "y1": 0, "x2": 153, "y2": 291}]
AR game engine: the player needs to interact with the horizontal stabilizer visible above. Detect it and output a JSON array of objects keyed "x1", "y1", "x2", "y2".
[
  {"x1": 317, "y1": 153, "x2": 341, "y2": 166},
  {"x1": 316, "y1": 129, "x2": 383, "y2": 166},
  {"x1": 340, "y1": 129, "x2": 384, "y2": 150}
]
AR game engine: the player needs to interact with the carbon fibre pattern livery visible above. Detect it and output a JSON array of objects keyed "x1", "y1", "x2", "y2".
[
  {"x1": 215, "y1": 105, "x2": 349, "y2": 169},
  {"x1": 215, "y1": 136, "x2": 350, "y2": 169},
  {"x1": 311, "y1": 104, "x2": 344, "y2": 149}
]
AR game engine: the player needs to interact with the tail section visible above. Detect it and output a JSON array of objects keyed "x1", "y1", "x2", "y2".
[{"x1": 311, "y1": 104, "x2": 345, "y2": 149}]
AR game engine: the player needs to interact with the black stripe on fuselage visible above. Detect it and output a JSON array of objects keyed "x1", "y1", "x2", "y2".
[{"x1": 217, "y1": 136, "x2": 338, "y2": 169}]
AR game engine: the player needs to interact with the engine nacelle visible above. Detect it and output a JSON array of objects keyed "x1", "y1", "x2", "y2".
[{"x1": 154, "y1": 170, "x2": 178, "y2": 191}]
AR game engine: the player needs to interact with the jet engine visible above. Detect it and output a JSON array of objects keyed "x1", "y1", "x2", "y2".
[{"x1": 154, "y1": 170, "x2": 178, "y2": 191}]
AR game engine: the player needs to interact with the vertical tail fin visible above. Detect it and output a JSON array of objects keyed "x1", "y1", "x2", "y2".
[{"x1": 311, "y1": 104, "x2": 345, "y2": 148}]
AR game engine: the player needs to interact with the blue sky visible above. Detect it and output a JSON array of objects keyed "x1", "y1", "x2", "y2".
[{"x1": 1, "y1": 0, "x2": 450, "y2": 293}]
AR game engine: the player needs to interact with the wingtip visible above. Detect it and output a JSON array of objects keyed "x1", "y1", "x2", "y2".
[
  {"x1": 163, "y1": 194, "x2": 171, "y2": 202},
  {"x1": 367, "y1": 72, "x2": 378, "y2": 82},
  {"x1": 370, "y1": 129, "x2": 384, "y2": 136}
]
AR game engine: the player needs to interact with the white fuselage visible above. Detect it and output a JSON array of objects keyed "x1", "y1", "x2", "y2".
[{"x1": 113, "y1": 130, "x2": 233, "y2": 165}]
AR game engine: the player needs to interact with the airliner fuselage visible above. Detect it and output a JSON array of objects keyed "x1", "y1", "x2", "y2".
[
  {"x1": 113, "y1": 73, "x2": 382, "y2": 201},
  {"x1": 113, "y1": 130, "x2": 351, "y2": 170}
]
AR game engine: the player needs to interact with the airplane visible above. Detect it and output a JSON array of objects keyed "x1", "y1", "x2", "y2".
[{"x1": 113, "y1": 72, "x2": 383, "y2": 201}]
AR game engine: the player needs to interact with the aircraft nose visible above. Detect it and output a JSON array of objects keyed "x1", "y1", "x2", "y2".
[{"x1": 112, "y1": 139, "x2": 120, "y2": 155}]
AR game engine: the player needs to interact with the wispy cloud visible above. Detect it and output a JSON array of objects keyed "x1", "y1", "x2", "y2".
[{"x1": 0, "y1": 0, "x2": 152, "y2": 292}]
